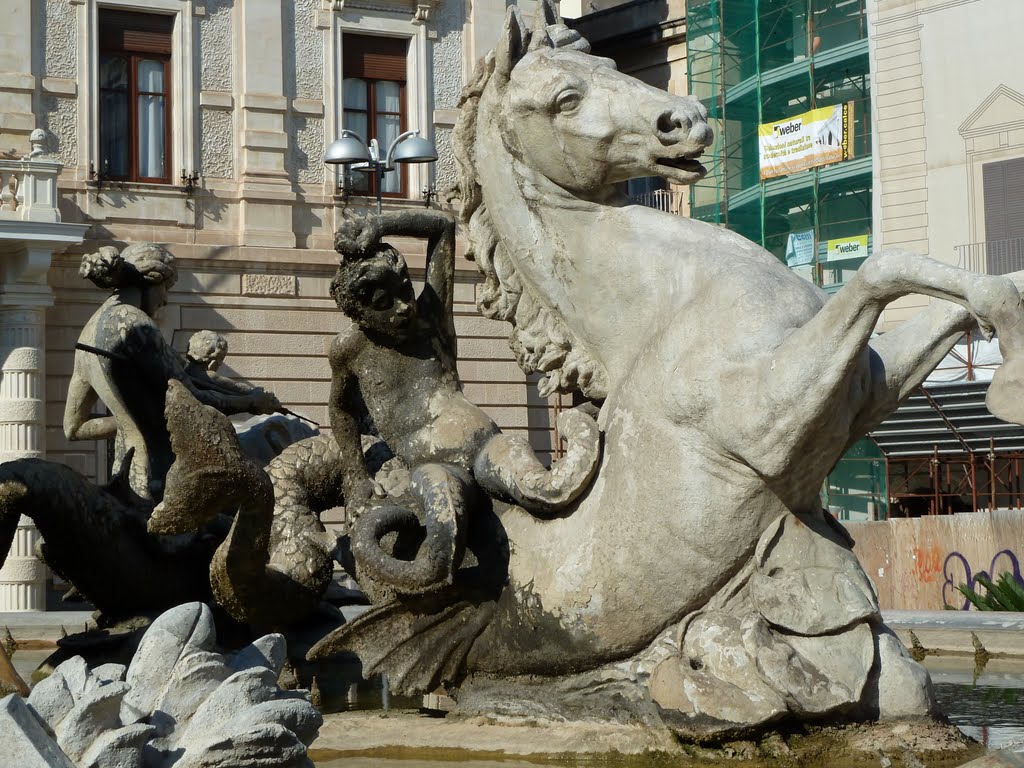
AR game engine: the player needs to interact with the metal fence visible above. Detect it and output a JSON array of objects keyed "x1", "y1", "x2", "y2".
[
  {"x1": 956, "y1": 237, "x2": 1024, "y2": 275},
  {"x1": 628, "y1": 189, "x2": 686, "y2": 215}
]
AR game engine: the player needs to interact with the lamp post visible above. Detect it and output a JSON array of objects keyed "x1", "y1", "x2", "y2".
[{"x1": 324, "y1": 129, "x2": 438, "y2": 214}]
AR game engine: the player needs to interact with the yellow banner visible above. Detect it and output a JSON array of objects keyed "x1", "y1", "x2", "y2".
[
  {"x1": 825, "y1": 234, "x2": 869, "y2": 262},
  {"x1": 759, "y1": 103, "x2": 853, "y2": 180}
]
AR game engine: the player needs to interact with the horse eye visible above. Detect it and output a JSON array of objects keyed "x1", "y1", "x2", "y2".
[{"x1": 555, "y1": 89, "x2": 582, "y2": 113}]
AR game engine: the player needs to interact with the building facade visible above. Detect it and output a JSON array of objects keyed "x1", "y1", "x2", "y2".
[
  {"x1": 0, "y1": 0, "x2": 558, "y2": 610},
  {"x1": 869, "y1": 0, "x2": 1024, "y2": 326}
]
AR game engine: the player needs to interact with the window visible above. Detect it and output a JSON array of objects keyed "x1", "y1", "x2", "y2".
[
  {"x1": 342, "y1": 34, "x2": 408, "y2": 197},
  {"x1": 983, "y1": 157, "x2": 1024, "y2": 274},
  {"x1": 98, "y1": 10, "x2": 174, "y2": 184}
]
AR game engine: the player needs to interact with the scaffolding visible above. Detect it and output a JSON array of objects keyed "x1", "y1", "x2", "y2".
[
  {"x1": 686, "y1": 0, "x2": 871, "y2": 291},
  {"x1": 826, "y1": 380, "x2": 1024, "y2": 520}
]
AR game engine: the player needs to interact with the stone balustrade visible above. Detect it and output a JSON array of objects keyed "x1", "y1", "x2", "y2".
[{"x1": 0, "y1": 157, "x2": 64, "y2": 225}]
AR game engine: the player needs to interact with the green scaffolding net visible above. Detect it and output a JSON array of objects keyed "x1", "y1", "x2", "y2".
[{"x1": 686, "y1": 0, "x2": 871, "y2": 293}]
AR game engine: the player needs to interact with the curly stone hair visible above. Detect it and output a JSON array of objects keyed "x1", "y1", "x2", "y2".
[
  {"x1": 329, "y1": 242, "x2": 406, "y2": 320},
  {"x1": 80, "y1": 243, "x2": 177, "y2": 291}
]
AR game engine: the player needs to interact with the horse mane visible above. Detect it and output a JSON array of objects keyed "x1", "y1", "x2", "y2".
[{"x1": 453, "y1": 46, "x2": 609, "y2": 400}]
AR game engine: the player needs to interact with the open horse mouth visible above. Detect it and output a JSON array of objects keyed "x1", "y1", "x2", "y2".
[{"x1": 655, "y1": 154, "x2": 707, "y2": 181}]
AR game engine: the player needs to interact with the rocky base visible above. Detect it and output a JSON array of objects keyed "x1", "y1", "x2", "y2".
[{"x1": 311, "y1": 711, "x2": 980, "y2": 766}]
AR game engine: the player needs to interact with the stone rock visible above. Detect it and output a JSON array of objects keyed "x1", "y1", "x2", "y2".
[
  {"x1": 868, "y1": 626, "x2": 937, "y2": 719},
  {"x1": 0, "y1": 693, "x2": 76, "y2": 768},
  {"x1": 11, "y1": 602, "x2": 321, "y2": 768},
  {"x1": 120, "y1": 602, "x2": 216, "y2": 725}
]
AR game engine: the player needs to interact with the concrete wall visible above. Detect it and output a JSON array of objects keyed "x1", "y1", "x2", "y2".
[
  {"x1": 846, "y1": 509, "x2": 1024, "y2": 610},
  {"x1": 869, "y1": 0, "x2": 1024, "y2": 329}
]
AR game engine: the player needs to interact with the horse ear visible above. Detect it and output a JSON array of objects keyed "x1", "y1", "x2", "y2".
[
  {"x1": 527, "y1": 27, "x2": 553, "y2": 52},
  {"x1": 536, "y1": 0, "x2": 559, "y2": 28},
  {"x1": 495, "y1": 6, "x2": 528, "y2": 81},
  {"x1": 528, "y1": 0, "x2": 558, "y2": 50}
]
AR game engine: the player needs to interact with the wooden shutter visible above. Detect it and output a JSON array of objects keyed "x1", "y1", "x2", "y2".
[
  {"x1": 343, "y1": 34, "x2": 407, "y2": 81},
  {"x1": 984, "y1": 157, "x2": 1024, "y2": 242},
  {"x1": 99, "y1": 10, "x2": 174, "y2": 55}
]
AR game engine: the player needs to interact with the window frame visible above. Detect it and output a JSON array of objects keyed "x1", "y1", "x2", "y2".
[
  {"x1": 329, "y1": 20, "x2": 430, "y2": 202},
  {"x1": 82, "y1": 1, "x2": 194, "y2": 188},
  {"x1": 342, "y1": 76, "x2": 408, "y2": 198},
  {"x1": 98, "y1": 48, "x2": 173, "y2": 184},
  {"x1": 341, "y1": 33, "x2": 410, "y2": 199}
]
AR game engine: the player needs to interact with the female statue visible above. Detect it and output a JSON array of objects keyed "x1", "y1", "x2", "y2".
[{"x1": 63, "y1": 243, "x2": 280, "y2": 502}]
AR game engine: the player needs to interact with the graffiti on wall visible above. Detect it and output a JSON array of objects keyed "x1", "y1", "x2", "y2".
[
  {"x1": 911, "y1": 543, "x2": 943, "y2": 581},
  {"x1": 942, "y1": 548, "x2": 1022, "y2": 610}
]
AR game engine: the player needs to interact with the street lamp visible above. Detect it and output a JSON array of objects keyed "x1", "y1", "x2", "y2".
[{"x1": 324, "y1": 129, "x2": 438, "y2": 214}]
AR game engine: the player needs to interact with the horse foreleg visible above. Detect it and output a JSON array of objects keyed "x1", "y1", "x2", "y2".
[
  {"x1": 851, "y1": 300, "x2": 973, "y2": 437},
  {"x1": 747, "y1": 250, "x2": 1024, "y2": 489},
  {"x1": 857, "y1": 251, "x2": 1024, "y2": 427},
  {"x1": 828, "y1": 262, "x2": 1024, "y2": 437}
]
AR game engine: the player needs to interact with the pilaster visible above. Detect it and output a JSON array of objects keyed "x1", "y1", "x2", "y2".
[
  {"x1": 0, "y1": 1, "x2": 37, "y2": 153},
  {"x1": 238, "y1": 0, "x2": 295, "y2": 247}
]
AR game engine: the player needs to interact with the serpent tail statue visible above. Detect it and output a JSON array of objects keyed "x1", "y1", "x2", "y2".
[
  {"x1": 150, "y1": 380, "x2": 340, "y2": 629},
  {"x1": 321, "y1": 209, "x2": 600, "y2": 602},
  {"x1": 311, "y1": 0, "x2": 1024, "y2": 737},
  {"x1": 0, "y1": 381, "x2": 343, "y2": 631}
]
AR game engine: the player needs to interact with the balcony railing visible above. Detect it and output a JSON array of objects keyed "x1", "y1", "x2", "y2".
[
  {"x1": 0, "y1": 157, "x2": 64, "y2": 224},
  {"x1": 956, "y1": 237, "x2": 1024, "y2": 275},
  {"x1": 628, "y1": 188, "x2": 686, "y2": 215}
]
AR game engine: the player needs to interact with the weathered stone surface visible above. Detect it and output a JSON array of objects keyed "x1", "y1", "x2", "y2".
[
  {"x1": 0, "y1": 244, "x2": 331, "y2": 628},
  {"x1": 308, "y1": 205, "x2": 599, "y2": 655},
  {"x1": 869, "y1": 626, "x2": 937, "y2": 720},
  {"x1": 0, "y1": 693, "x2": 76, "y2": 768},
  {"x1": 304, "y1": 0, "x2": 1024, "y2": 738},
  {"x1": 12, "y1": 602, "x2": 321, "y2": 768}
]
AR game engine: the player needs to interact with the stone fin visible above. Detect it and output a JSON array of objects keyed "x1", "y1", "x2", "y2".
[{"x1": 307, "y1": 592, "x2": 496, "y2": 696}]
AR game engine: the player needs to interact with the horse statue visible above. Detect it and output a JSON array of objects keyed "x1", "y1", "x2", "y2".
[{"x1": 312, "y1": 2, "x2": 1024, "y2": 736}]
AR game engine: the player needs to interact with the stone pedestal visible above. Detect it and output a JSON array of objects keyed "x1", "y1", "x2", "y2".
[{"x1": 0, "y1": 307, "x2": 47, "y2": 611}]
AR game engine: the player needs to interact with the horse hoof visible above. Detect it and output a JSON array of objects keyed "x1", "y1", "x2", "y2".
[{"x1": 986, "y1": 356, "x2": 1024, "y2": 426}]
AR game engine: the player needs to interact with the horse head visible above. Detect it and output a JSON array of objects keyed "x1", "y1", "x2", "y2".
[{"x1": 487, "y1": 2, "x2": 713, "y2": 195}]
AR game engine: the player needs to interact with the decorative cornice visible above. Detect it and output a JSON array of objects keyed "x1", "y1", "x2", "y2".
[{"x1": 330, "y1": 0, "x2": 432, "y2": 21}]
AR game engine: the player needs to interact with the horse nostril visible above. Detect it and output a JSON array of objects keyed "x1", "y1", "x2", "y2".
[
  {"x1": 657, "y1": 110, "x2": 687, "y2": 136},
  {"x1": 690, "y1": 121, "x2": 713, "y2": 146}
]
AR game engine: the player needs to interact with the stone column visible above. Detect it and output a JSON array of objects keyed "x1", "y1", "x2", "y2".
[{"x1": 0, "y1": 306, "x2": 47, "y2": 611}]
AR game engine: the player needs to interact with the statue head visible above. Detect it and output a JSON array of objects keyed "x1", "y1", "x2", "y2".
[
  {"x1": 80, "y1": 243, "x2": 177, "y2": 317},
  {"x1": 330, "y1": 243, "x2": 417, "y2": 339},
  {"x1": 187, "y1": 330, "x2": 228, "y2": 371}
]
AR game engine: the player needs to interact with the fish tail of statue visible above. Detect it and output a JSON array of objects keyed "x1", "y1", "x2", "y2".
[{"x1": 307, "y1": 589, "x2": 497, "y2": 695}]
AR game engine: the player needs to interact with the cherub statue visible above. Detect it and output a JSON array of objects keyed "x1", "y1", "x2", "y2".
[
  {"x1": 183, "y1": 329, "x2": 316, "y2": 466},
  {"x1": 328, "y1": 210, "x2": 600, "y2": 595},
  {"x1": 184, "y1": 329, "x2": 280, "y2": 406}
]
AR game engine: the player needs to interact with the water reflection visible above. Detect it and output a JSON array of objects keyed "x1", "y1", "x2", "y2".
[{"x1": 927, "y1": 656, "x2": 1024, "y2": 751}]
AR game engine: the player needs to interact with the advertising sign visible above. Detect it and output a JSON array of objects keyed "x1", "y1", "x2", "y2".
[
  {"x1": 759, "y1": 103, "x2": 853, "y2": 180},
  {"x1": 785, "y1": 230, "x2": 816, "y2": 267},
  {"x1": 825, "y1": 234, "x2": 869, "y2": 262}
]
